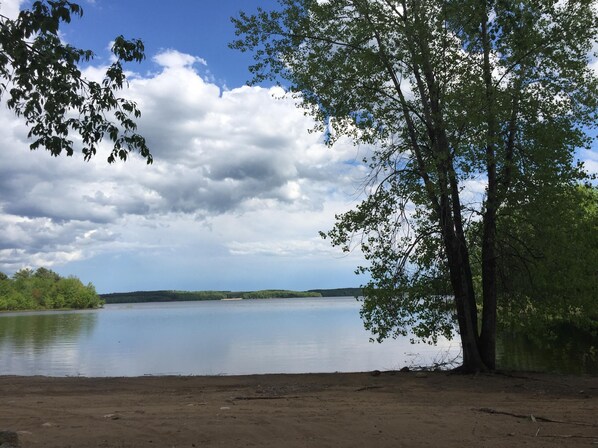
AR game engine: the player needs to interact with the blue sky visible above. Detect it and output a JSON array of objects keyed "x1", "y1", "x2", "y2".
[
  {"x1": 0, "y1": 0, "x2": 596, "y2": 294},
  {"x1": 58, "y1": 0, "x2": 280, "y2": 88}
]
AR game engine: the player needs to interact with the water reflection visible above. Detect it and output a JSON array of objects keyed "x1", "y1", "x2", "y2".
[
  {"x1": 497, "y1": 327, "x2": 598, "y2": 374},
  {"x1": 0, "y1": 310, "x2": 98, "y2": 376},
  {"x1": 0, "y1": 311, "x2": 97, "y2": 351},
  {"x1": 2, "y1": 300, "x2": 594, "y2": 376},
  {"x1": 0, "y1": 298, "x2": 459, "y2": 377}
]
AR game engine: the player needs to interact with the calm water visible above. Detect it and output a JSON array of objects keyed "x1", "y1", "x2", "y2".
[{"x1": 0, "y1": 297, "x2": 460, "y2": 377}]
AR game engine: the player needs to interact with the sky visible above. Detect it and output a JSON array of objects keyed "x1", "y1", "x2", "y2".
[
  {"x1": 0, "y1": 0, "x2": 374, "y2": 293},
  {"x1": 1, "y1": 0, "x2": 597, "y2": 294}
]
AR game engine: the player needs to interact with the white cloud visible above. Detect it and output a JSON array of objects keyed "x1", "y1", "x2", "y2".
[
  {"x1": 153, "y1": 49, "x2": 207, "y2": 69},
  {"x1": 0, "y1": 0, "x2": 23, "y2": 19},
  {"x1": 0, "y1": 50, "x2": 367, "y2": 288},
  {"x1": 580, "y1": 148, "x2": 598, "y2": 176}
]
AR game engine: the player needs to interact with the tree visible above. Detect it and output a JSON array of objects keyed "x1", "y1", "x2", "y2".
[
  {"x1": 0, "y1": 0, "x2": 152, "y2": 163},
  {"x1": 232, "y1": 0, "x2": 598, "y2": 371},
  {"x1": 12, "y1": 267, "x2": 34, "y2": 280},
  {"x1": 34, "y1": 267, "x2": 61, "y2": 282}
]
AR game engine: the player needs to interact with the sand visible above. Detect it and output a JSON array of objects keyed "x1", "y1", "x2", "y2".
[{"x1": 0, "y1": 371, "x2": 596, "y2": 447}]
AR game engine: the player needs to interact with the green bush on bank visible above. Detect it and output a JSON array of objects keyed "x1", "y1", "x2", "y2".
[
  {"x1": 240, "y1": 290, "x2": 321, "y2": 299},
  {"x1": 0, "y1": 268, "x2": 103, "y2": 311}
]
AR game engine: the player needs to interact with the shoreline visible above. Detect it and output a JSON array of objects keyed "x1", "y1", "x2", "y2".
[
  {"x1": 0, "y1": 305, "x2": 103, "y2": 314},
  {"x1": 1, "y1": 371, "x2": 596, "y2": 447},
  {"x1": 0, "y1": 295, "x2": 350, "y2": 313}
]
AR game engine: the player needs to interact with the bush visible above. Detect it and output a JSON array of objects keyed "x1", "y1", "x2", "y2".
[{"x1": 0, "y1": 268, "x2": 102, "y2": 311}]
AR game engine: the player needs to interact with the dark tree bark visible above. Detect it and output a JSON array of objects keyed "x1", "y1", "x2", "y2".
[{"x1": 479, "y1": 9, "x2": 498, "y2": 370}]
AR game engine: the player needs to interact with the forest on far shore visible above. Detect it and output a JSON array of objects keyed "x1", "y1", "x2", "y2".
[
  {"x1": 100, "y1": 288, "x2": 363, "y2": 304},
  {"x1": 0, "y1": 268, "x2": 362, "y2": 310}
]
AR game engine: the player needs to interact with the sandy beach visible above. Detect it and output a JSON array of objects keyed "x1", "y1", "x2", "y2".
[{"x1": 0, "y1": 371, "x2": 596, "y2": 447}]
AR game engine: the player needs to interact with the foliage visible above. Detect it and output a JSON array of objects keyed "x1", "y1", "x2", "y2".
[
  {"x1": 101, "y1": 290, "x2": 230, "y2": 304},
  {"x1": 101, "y1": 289, "x2": 323, "y2": 304},
  {"x1": 241, "y1": 290, "x2": 321, "y2": 299},
  {"x1": 0, "y1": 267, "x2": 103, "y2": 310},
  {"x1": 0, "y1": 0, "x2": 152, "y2": 163},
  {"x1": 232, "y1": 0, "x2": 598, "y2": 371},
  {"x1": 493, "y1": 185, "x2": 598, "y2": 335},
  {"x1": 308, "y1": 287, "x2": 363, "y2": 297}
]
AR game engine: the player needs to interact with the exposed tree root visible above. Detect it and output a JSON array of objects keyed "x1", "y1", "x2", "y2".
[
  {"x1": 355, "y1": 385, "x2": 384, "y2": 392},
  {"x1": 475, "y1": 407, "x2": 598, "y2": 427},
  {"x1": 538, "y1": 434, "x2": 598, "y2": 440},
  {"x1": 232, "y1": 395, "x2": 303, "y2": 401}
]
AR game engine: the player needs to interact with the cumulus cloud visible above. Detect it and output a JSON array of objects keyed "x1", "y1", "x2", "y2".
[
  {"x1": 579, "y1": 148, "x2": 598, "y2": 176},
  {"x1": 0, "y1": 0, "x2": 23, "y2": 19},
  {"x1": 0, "y1": 48, "x2": 367, "y2": 285},
  {"x1": 153, "y1": 49, "x2": 207, "y2": 68}
]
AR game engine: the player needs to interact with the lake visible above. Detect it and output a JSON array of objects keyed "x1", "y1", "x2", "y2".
[{"x1": 0, "y1": 297, "x2": 461, "y2": 377}]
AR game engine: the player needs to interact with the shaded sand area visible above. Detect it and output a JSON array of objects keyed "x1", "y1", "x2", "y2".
[{"x1": 1, "y1": 371, "x2": 596, "y2": 447}]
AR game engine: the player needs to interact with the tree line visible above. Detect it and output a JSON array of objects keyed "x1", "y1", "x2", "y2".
[
  {"x1": 0, "y1": 268, "x2": 102, "y2": 311},
  {"x1": 100, "y1": 289, "x2": 328, "y2": 304}
]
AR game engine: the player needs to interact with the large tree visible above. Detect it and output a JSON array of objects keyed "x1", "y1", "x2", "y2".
[
  {"x1": 0, "y1": 0, "x2": 152, "y2": 163},
  {"x1": 232, "y1": 0, "x2": 598, "y2": 371}
]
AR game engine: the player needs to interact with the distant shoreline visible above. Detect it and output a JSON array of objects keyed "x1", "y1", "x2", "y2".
[
  {"x1": 0, "y1": 304, "x2": 104, "y2": 314},
  {"x1": 0, "y1": 291, "x2": 363, "y2": 313},
  {"x1": 99, "y1": 288, "x2": 363, "y2": 305}
]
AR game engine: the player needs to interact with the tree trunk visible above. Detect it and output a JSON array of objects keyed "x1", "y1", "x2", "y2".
[
  {"x1": 438, "y1": 193, "x2": 487, "y2": 373},
  {"x1": 479, "y1": 9, "x2": 498, "y2": 370},
  {"x1": 480, "y1": 212, "x2": 497, "y2": 369},
  {"x1": 391, "y1": 0, "x2": 492, "y2": 372},
  {"x1": 445, "y1": 240, "x2": 486, "y2": 372}
]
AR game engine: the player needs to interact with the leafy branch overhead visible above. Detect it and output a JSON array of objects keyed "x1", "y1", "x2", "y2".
[{"x1": 0, "y1": 0, "x2": 152, "y2": 163}]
